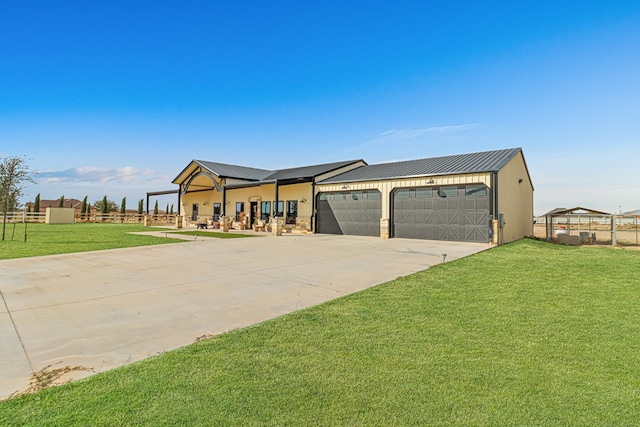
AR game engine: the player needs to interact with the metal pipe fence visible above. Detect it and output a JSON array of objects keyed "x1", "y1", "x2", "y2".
[{"x1": 534, "y1": 215, "x2": 640, "y2": 246}]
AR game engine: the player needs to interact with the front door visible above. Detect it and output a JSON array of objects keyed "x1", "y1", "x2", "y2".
[
  {"x1": 192, "y1": 203, "x2": 198, "y2": 221},
  {"x1": 250, "y1": 201, "x2": 258, "y2": 227}
]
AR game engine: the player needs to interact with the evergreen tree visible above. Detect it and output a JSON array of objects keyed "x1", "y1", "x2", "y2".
[
  {"x1": 170, "y1": 204, "x2": 174, "y2": 215},
  {"x1": 153, "y1": 200, "x2": 159, "y2": 216},
  {"x1": 137, "y1": 199, "x2": 144, "y2": 215},
  {"x1": 165, "y1": 203, "x2": 169, "y2": 216},
  {"x1": 34, "y1": 193, "x2": 40, "y2": 213},
  {"x1": 58, "y1": 195, "x2": 64, "y2": 207},
  {"x1": 81, "y1": 196, "x2": 88, "y2": 214},
  {"x1": 101, "y1": 195, "x2": 109, "y2": 214},
  {"x1": 120, "y1": 197, "x2": 126, "y2": 215}
]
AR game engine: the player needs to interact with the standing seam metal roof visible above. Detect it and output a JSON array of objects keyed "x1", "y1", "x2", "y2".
[
  {"x1": 263, "y1": 160, "x2": 364, "y2": 181},
  {"x1": 318, "y1": 148, "x2": 523, "y2": 183},
  {"x1": 190, "y1": 159, "x2": 364, "y2": 182},
  {"x1": 194, "y1": 160, "x2": 273, "y2": 181}
]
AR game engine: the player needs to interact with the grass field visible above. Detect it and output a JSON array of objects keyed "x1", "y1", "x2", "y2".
[
  {"x1": 1, "y1": 239, "x2": 640, "y2": 425},
  {"x1": 0, "y1": 223, "x2": 183, "y2": 260}
]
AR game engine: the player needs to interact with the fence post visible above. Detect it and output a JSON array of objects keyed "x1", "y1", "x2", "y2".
[{"x1": 611, "y1": 216, "x2": 617, "y2": 246}]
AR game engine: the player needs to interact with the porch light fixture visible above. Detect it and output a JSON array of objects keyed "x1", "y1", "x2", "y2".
[
  {"x1": 203, "y1": 201, "x2": 209, "y2": 205},
  {"x1": 427, "y1": 179, "x2": 435, "y2": 184},
  {"x1": 300, "y1": 198, "x2": 307, "y2": 203},
  {"x1": 341, "y1": 185, "x2": 349, "y2": 190}
]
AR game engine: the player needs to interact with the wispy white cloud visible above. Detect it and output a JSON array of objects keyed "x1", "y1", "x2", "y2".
[
  {"x1": 364, "y1": 124, "x2": 480, "y2": 146},
  {"x1": 35, "y1": 166, "x2": 164, "y2": 186}
]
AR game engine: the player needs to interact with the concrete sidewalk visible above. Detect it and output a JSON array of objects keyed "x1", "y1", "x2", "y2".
[{"x1": 0, "y1": 233, "x2": 488, "y2": 399}]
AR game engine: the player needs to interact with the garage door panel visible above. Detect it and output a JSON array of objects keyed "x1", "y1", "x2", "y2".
[
  {"x1": 317, "y1": 191, "x2": 381, "y2": 237},
  {"x1": 393, "y1": 185, "x2": 490, "y2": 243}
]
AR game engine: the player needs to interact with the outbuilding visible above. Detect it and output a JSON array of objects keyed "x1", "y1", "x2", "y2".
[{"x1": 315, "y1": 148, "x2": 533, "y2": 244}]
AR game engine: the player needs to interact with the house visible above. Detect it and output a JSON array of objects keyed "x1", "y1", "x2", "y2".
[{"x1": 172, "y1": 147, "x2": 533, "y2": 244}]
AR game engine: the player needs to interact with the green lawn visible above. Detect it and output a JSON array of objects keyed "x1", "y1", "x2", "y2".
[
  {"x1": 2, "y1": 239, "x2": 640, "y2": 425},
  {"x1": 0, "y1": 223, "x2": 184, "y2": 259}
]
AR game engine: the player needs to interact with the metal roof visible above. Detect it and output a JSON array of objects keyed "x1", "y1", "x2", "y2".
[
  {"x1": 263, "y1": 160, "x2": 364, "y2": 181},
  {"x1": 194, "y1": 160, "x2": 272, "y2": 181},
  {"x1": 544, "y1": 207, "x2": 611, "y2": 216},
  {"x1": 174, "y1": 159, "x2": 365, "y2": 184},
  {"x1": 319, "y1": 148, "x2": 523, "y2": 184}
]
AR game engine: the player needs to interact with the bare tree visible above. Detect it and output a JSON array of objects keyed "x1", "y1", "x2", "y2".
[{"x1": 0, "y1": 156, "x2": 35, "y2": 240}]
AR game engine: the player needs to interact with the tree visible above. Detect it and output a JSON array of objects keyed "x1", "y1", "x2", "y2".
[
  {"x1": 34, "y1": 193, "x2": 40, "y2": 213},
  {"x1": 153, "y1": 200, "x2": 159, "y2": 216},
  {"x1": 94, "y1": 197, "x2": 118, "y2": 213},
  {"x1": 137, "y1": 199, "x2": 144, "y2": 215},
  {"x1": 170, "y1": 204, "x2": 174, "y2": 215},
  {"x1": 1, "y1": 156, "x2": 35, "y2": 241},
  {"x1": 101, "y1": 195, "x2": 109, "y2": 215},
  {"x1": 165, "y1": 203, "x2": 169, "y2": 217},
  {"x1": 80, "y1": 196, "x2": 88, "y2": 214},
  {"x1": 58, "y1": 195, "x2": 64, "y2": 208},
  {"x1": 120, "y1": 197, "x2": 126, "y2": 222}
]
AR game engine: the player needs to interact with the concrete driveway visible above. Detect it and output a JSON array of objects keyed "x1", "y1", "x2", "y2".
[{"x1": 0, "y1": 232, "x2": 488, "y2": 399}]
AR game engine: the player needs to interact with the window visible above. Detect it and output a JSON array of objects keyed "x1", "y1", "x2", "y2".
[
  {"x1": 395, "y1": 189, "x2": 410, "y2": 199},
  {"x1": 286, "y1": 200, "x2": 298, "y2": 225},
  {"x1": 465, "y1": 184, "x2": 487, "y2": 196},
  {"x1": 273, "y1": 201, "x2": 284, "y2": 217},
  {"x1": 416, "y1": 188, "x2": 433, "y2": 198},
  {"x1": 366, "y1": 190, "x2": 381, "y2": 200},
  {"x1": 213, "y1": 203, "x2": 221, "y2": 221},
  {"x1": 319, "y1": 193, "x2": 328, "y2": 201},
  {"x1": 438, "y1": 186, "x2": 458, "y2": 198},
  {"x1": 261, "y1": 201, "x2": 271, "y2": 221},
  {"x1": 235, "y1": 202, "x2": 244, "y2": 221}
]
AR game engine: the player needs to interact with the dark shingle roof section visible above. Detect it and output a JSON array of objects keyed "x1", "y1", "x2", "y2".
[
  {"x1": 319, "y1": 148, "x2": 523, "y2": 183},
  {"x1": 264, "y1": 160, "x2": 364, "y2": 181},
  {"x1": 195, "y1": 160, "x2": 272, "y2": 181}
]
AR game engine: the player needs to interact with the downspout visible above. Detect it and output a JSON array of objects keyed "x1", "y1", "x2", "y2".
[
  {"x1": 492, "y1": 171, "x2": 500, "y2": 245},
  {"x1": 311, "y1": 180, "x2": 316, "y2": 233}
]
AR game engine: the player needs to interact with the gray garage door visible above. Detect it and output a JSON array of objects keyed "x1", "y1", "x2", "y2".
[
  {"x1": 393, "y1": 184, "x2": 490, "y2": 242},
  {"x1": 316, "y1": 190, "x2": 381, "y2": 237}
]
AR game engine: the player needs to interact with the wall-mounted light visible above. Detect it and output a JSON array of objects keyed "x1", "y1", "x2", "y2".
[
  {"x1": 427, "y1": 179, "x2": 435, "y2": 184},
  {"x1": 300, "y1": 198, "x2": 307, "y2": 203},
  {"x1": 341, "y1": 185, "x2": 349, "y2": 190},
  {"x1": 203, "y1": 201, "x2": 209, "y2": 206},
  {"x1": 182, "y1": 202, "x2": 187, "y2": 207},
  {"x1": 518, "y1": 178, "x2": 523, "y2": 184}
]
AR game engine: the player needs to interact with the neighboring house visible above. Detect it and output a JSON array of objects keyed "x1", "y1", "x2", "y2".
[{"x1": 172, "y1": 147, "x2": 534, "y2": 244}]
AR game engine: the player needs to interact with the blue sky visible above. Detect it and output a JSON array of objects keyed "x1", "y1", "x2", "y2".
[{"x1": 1, "y1": 1, "x2": 639, "y2": 215}]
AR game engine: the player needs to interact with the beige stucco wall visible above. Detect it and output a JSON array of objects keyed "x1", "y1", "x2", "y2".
[
  {"x1": 497, "y1": 152, "x2": 534, "y2": 243},
  {"x1": 45, "y1": 207, "x2": 75, "y2": 224},
  {"x1": 180, "y1": 189, "x2": 223, "y2": 218}
]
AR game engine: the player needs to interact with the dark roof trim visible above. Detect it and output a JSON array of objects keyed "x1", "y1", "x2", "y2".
[{"x1": 544, "y1": 207, "x2": 611, "y2": 216}]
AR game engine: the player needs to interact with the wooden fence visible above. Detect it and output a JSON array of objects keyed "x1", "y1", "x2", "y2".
[{"x1": 2, "y1": 212, "x2": 178, "y2": 225}]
